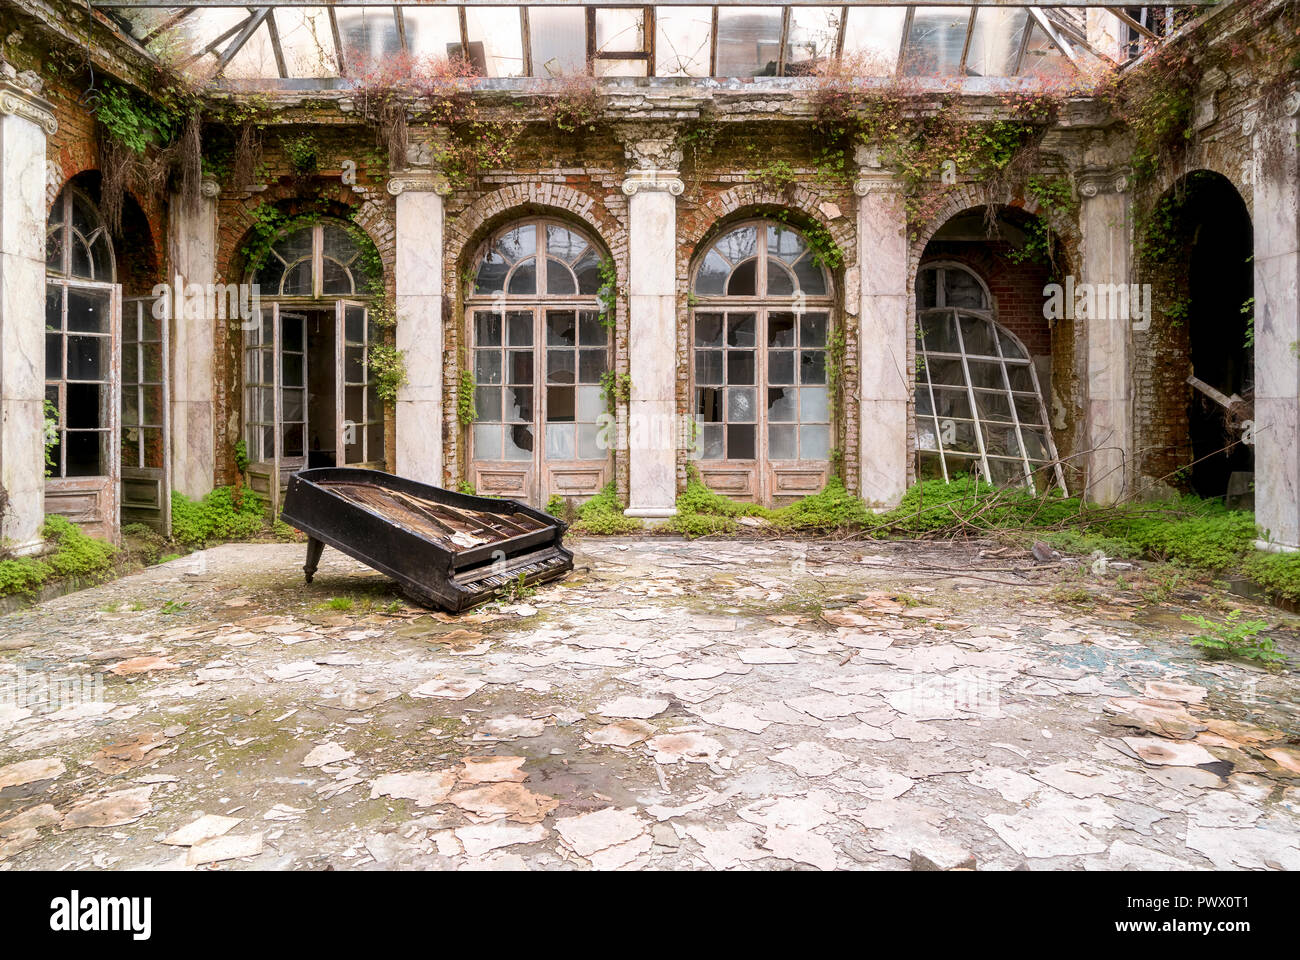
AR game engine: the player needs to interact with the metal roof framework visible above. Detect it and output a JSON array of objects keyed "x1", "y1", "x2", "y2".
[{"x1": 92, "y1": 3, "x2": 1206, "y2": 85}]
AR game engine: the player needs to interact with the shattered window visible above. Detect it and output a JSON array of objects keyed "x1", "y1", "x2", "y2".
[{"x1": 914, "y1": 263, "x2": 1065, "y2": 492}]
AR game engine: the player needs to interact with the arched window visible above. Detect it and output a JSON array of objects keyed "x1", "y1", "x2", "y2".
[
  {"x1": 914, "y1": 262, "x2": 1064, "y2": 491},
  {"x1": 253, "y1": 221, "x2": 374, "y2": 298},
  {"x1": 465, "y1": 218, "x2": 611, "y2": 506},
  {"x1": 45, "y1": 187, "x2": 118, "y2": 484},
  {"x1": 689, "y1": 219, "x2": 834, "y2": 505},
  {"x1": 46, "y1": 186, "x2": 115, "y2": 282}
]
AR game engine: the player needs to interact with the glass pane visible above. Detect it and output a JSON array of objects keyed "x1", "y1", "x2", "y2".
[
  {"x1": 475, "y1": 350, "x2": 503, "y2": 385},
  {"x1": 595, "y1": 8, "x2": 644, "y2": 53},
  {"x1": 320, "y1": 259, "x2": 352, "y2": 295},
  {"x1": 727, "y1": 424, "x2": 756, "y2": 459},
  {"x1": 507, "y1": 312, "x2": 533, "y2": 346},
  {"x1": 465, "y1": 6, "x2": 525, "y2": 77},
  {"x1": 574, "y1": 250, "x2": 602, "y2": 294},
  {"x1": 578, "y1": 349, "x2": 607, "y2": 383},
  {"x1": 529, "y1": 6, "x2": 587, "y2": 75},
  {"x1": 67, "y1": 336, "x2": 107, "y2": 381},
  {"x1": 727, "y1": 351, "x2": 755, "y2": 385},
  {"x1": 701, "y1": 424, "x2": 724, "y2": 459},
  {"x1": 506, "y1": 386, "x2": 534, "y2": 421},
  {"x1": 800, "y1": 313, "x2": 828, "y2": 348},
  {"x1": 695, "y1": 250, "x2": 729, "y2": 295},
  {"x1": 547, "y1": 350, "x2": 576, "y2": 383},
  {"x1": 767, "y1": 261, "x2": 795, "y2": 296},
  {"x1": 768, "y1": 387, "x2": 796, "y2": 422},
  {"x1": 547, "y1": 312, "x2": 577, "y2": 347},
  {"x1": 727, "y1": 314, "x2": 756, "y2": 348},
  {"x1": 726, "y1": 260, "x2": 758, "y2": 296},
  {"x1": 656, "y1": 6, "x2": 712, "y2": 77},
  {"x1": 475, "y1": 312, "x2": 503, "y2": 347},
  {"x1": 474, "y1": 422, "x2": 503, "y2": 460},
  {"x1": 769, "y1": 351, "x2": 795, "y2": 384},
  {"x1": 547, "y1": 386, "x2": 575, "y2": 422},
  {"x1": 577, "y1": 423, "x2": 604, "y2": 460},
  {"x1": 695, "y1": 350, "x2": 723, "y2": 385},
  {"x1": 403, "y1": 6, "x2": 463, "y2": 62},
  {"x1": 769, "y1": 423, "x2": 797, "y2": 459},
  {"x1": 576, "y1": 385, "x2": 604, "y2": 422},
  {"x1": 965, "y1": 8, "x2": 1029, "y2": 77},
  {"x1": 508, "y1": 259, "x2": 537, "y2": 294},
  {"x1": 841, "y1": 7, "x2": 906, "y2": 75},
  {"x1": 504, "y1": 423, "x2": 533, "y2": 460},
  {"x1": 345, "y1": 346, "x2": 365, "y2": 383},
  {"x1": 68, "y1": 289, "x2": 108, "y2": 333},
  {"x1": 546, "y1": 422, "x2": 575, "y2": 459},
  {"x1": 508, "y1": 350, "x2": 534, "y2": 384},
  {"x1": 282, "y1": 260, "x2": 313, "y2": 295},
  {"x1": 274, "y1": 8, "x2": 338, "y2": 78},
  {"x1": 1019, "y1": 24, "x2": 1073, "y2": 79},
  {"x1": 946, "y1": 269, "x2": 988, "y2": 309},
  {"x1": 696, "y1": 387, "x2": 723, "y2": 422},
  {"x1": 716, "y1": 8, "x2": 783, "y2": 77},
  {"x1": 800, "y1": 424, "x2": 831, "y2": 460},
  {"x1": 476, "y1": 386, "x2": 503, "y2": 422},
  {"x1": 578, "y1": 311, "x2": 607, "y2": 346},
  {"x1": 801, "y1": 387, "x2": 830, "y2": 422},
  {"x1": 546, "y1": 224, "x2": 588, "y2": 262},
  {"x1": 694, "y1": 313, "x2": 724, "y2": 347},
  {"x1": 785, "y1": 7, "x2": 841, "y2": 75},
  {"x1": 728, "y1": 387, "x2": 756, "y2": 423},
  {"x1": 901, "y1": 7, "x2": 972, "y2": 77},
  {"x1": 769, "y1": 313, "x2": 796, "y2": 348},
  {"x1": 800, "y1": 351, "x2": 827, "y2": 385},
  {"x1": 545, "y1": 259, "x2": 576, "y2": 295},
  {"x1": 283, "y1": 388, "x2": 304, "y2": 422}
]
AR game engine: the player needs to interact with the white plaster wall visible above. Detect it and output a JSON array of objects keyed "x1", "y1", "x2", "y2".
[
  {"x1": 625, "y1": 187, "x2": 678, "y2": 517},
  {"x1": 0, "y1": 109, "x2": 50, "y2": 550},
  {"x1": 857, "y1": 185, "x2": 909, "y2": 507},
  {"x1": 1253, "y1": 110, "x2": 1300, "y2": 548},
  {"x1": 394, "y1": 188, "x2": 444, "y2": 483},
  {"x1": 168, "y1": 189, "x2": 217, "y2": 499}
]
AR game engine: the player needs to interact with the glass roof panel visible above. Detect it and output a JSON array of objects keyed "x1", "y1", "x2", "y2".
[
  {"x1": 715, "y1": 7, "x2": 783, "y2": 77},
  {"x1": 786, "y1": 7, "x2": 842, "y2": 76},
  {"x1": 840, "y1": 7, "x2": 906, "y2": 75},
  {"x1": 529, "y1": 6, "x2": 588, "y2": 76},
  {"x1": 965, "y1": 7, "x2": 1028, "y2": 76},
  {"x1": 100, "y1": 4, "x2": 1135, "y2": 85},
  {"x1": 464, "y1": 6, "x2": 525, "y2": 77},
  {"x1": 901, "y1": 7, "x2": 972, "y2": 76},
  {"x1": 403, "y1": 7, "x2": 464, "y2": 64},
  {"x1": 655, "y1": 6, "x2": 712, "y2": 77},
  {"x1": 274, "y1": 8, "x2": 338, "y2": 78}
]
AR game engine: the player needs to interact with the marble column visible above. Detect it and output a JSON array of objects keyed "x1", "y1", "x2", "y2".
[
  {"x1": 168, "y1": 175, "x2": 220, "y2": 499},
  {"x1": 0, "y1": 81, "x2": 56, "y2": 554},
  {"x1": 1251, "y1": 91, "x2": 1300, "y2": 550},
  {"x1": 854, "y1": 167, "x2": 909, "y2": 507},
  {"x1": 389, "y1": 172, "x2": 447, "y2": 483},
  {"x1": 621, "y1": 136, "x2": 683, "y2": 520},
  {"x1": 1077, "y1": 166, "x2": 1133, "y2": 504}
]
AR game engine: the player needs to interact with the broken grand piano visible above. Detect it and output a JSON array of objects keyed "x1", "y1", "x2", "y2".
[{"x1": 280, "y1": 468, "x2": 574, "y2": 612}]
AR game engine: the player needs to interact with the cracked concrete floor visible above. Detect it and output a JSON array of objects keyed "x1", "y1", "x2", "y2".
[{"x1": 2, "y1": 536, "x2": 1299, "y2": 870}]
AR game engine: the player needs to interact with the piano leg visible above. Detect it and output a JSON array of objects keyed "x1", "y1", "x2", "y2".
[{"x1": 303, "y1": 537, "x2": 324, "y2": 584}]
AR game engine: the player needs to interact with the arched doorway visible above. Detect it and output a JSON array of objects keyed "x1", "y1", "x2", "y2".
[
  {"x1": 244, "y1": 219, "x2": 384, "y2": 510},
  {"x1": 689, "y1": 218, "x2": 835, "y2": 506},
  {"x1": 44, "y1": 184, "x2": 121, "y2": 542},
  {"x1": 914, "y1": 261, "x2": 1063, "y2": 491},
  {"x1": 465, "y1": 217, "x2": 612, "y2": 507}
]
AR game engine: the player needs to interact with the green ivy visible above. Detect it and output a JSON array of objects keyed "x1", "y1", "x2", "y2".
[
  {"x1": 599, "y1": 371, "x2": 632, "y2": 412},
  {"x1": 170, "y1": 486, "x2": 266, "y2": 547},
  {"x1": 0, "y1": 516, "x2": 117, "y2": 597},
  {"x1": 457, "y1": 369, "x2": 476, "y2": 426},
  {"x1": 368, "y1": 343, "x2": 408, "y2": 402},
  {"x1": 597, "y1": 259, "x2": 618, "y2": 329},
  {"x1": 96, "y1": 81, "x2": 185, "y2": 155}
]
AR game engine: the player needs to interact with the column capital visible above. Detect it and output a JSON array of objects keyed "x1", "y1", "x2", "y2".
[
  {"x1": 387, "y1": 171, "x2": 451, "y2": 196},
  {"x1": 0, "y1": 80, "x2": 56, "y2": 135},
  {"x1": 621, "y1": 168, "x2": 684, "y2": 197},
  {"x1": 1076, "y1": 165, "x2": 1132, "y2": 199},
  {"x1": 854, "y1": 170, "x2": 903, "y2": 198}
]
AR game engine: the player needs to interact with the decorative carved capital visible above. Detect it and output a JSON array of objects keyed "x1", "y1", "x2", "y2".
[
  {"x1": 621, "y1": 168, "x2": 684, "y2": 197},
  {"x1": 1076, "y1": 166, "x2": 1131, "y2": 199},
  {"x1": 853, "y1": 171, "x2": 902, "y2": 197},
  {"x1": 0, "y1": 81, "x2": 56, "y2": 135},
  {"x1": 387, "y1": 172, "x2": 451, "y2": 196},
  {"x1": 1284, "y1": 90, "x2": 1300, "y2": 118}
]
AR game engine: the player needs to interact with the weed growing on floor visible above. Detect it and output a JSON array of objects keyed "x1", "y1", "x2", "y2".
[
  {"x1": 567, "y1": 483, "x2": 643, "y2": 536},
  {"x1": 1182, "y1": 609, "x2": 1284, "y2": 665},
  {"x1": 171, "y1": 486, "x2": 266, "y2": 547}
]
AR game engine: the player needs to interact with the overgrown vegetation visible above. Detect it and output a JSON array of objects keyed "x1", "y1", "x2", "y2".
[
  {"x1": 554, "y1": 482, "x2": 643, "y2": 536},
  {"x1": 170, "y1": 486, "x2": 266, "y2": 547},
  {"x1": 1182, "y1": 609, "x2": 1284, "y2": 665},
  {"x1": 0, "y1": 516, "x2": 117, "y2": 597}
]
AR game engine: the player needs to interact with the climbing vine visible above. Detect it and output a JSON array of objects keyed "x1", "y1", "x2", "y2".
[
  {"x1": 457, "y1": 369, "x2": 477, "y2": 426},
  {"x1": 597, "y1": 258, "x2": 618, "y2": 330}
]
